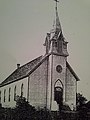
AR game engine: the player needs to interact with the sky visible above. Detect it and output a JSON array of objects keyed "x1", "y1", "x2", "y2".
[{"x1": 0, "y1": 0, "x2": 90, "y2": 100}]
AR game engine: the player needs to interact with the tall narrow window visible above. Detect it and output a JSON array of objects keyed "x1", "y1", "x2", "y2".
[
  {"x1": 8, "y1": 88, "x2": 11, "y2": 102},
  {"x1": 14, "y1": 86, "x2": 16, "y2": 101},
  {"x1": 4, "y1": 89, "x2": 6, "y2": 102},
  {"x1": 0, "y1": 91, "x2": 1, "y2": 103},
  {"x1": 21, "y1": 83, "x2": 24, "y2": 97}
]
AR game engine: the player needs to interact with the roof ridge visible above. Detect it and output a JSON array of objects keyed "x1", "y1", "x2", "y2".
[
  {"x1": 0, "y1": 55, "x2": 43, "y2": 87},
  {"x1": 18, "y1": 55, "x2": 43, "y2": 69}
]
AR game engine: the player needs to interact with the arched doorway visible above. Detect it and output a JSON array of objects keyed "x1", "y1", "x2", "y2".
[{"x1": 54, "y1": 79, "x2": 63, "y2": 106}]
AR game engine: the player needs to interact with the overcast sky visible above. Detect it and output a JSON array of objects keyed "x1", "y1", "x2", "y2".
[{"x1": 0, "y1": 0, "x2": 90, "y2": 100}]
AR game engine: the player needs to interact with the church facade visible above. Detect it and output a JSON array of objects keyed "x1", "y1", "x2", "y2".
[{"x1": 0, "y1": 2, "x2": 79, "y2": 111}]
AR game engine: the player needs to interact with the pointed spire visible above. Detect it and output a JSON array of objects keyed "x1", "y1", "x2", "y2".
[
  {"x1": 55, "y1": 3, "x2": 62, "y2": 33},
  {"x1": 50, "y1": 0, "x2": 62, "y2": 39}
]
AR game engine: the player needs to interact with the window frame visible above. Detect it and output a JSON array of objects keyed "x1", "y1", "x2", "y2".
[
  {"x1": 21, "y1": 83, "x2": 24, "y2": 97},
  {"x1": 8, "y1": 88, "x2": 11, "y2": 102},
  {"x1": 4, "y1": 89, "x2": 6, "y2": 102},
  {"x1": 14, "y1": 86, "x2": 16, "y2": 101}
]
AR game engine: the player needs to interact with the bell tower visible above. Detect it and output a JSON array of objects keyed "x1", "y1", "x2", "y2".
[
  {"x1": 44, "y1": 0, "x2": 68, "y2": 57},
  {"x1": 44, "y1": 0, "x2": 69, "y2": 111}
]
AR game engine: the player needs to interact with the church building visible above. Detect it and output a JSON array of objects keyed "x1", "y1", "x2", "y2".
[{"x1": 0, "y1": 1, "x2": 80, "y2": 111}]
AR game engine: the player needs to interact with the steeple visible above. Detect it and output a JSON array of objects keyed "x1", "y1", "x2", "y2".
[
  {"x1": 51, "y1": 0, "x2": 62, "y2": 39},
  {"x1": 44, "y1": 0, "x2": 69, "y2": 56}
]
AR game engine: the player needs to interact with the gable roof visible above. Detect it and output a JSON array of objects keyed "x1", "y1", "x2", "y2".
[
  {"x1": 0, "y1": 54, "x2": 79, "y2": 87},
  {"x1": 0, "y1": 56, "x2": 43, "y2": 87},
  {"x1": 66, "y1": 62, "x2": 80, "y2": 81}
]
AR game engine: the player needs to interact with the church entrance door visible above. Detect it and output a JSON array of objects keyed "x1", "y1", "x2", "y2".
[{"x1": 54, "y1": 79, "x2": 63, "y2": 107}]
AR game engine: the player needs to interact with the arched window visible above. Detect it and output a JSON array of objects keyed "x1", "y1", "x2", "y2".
[
  {"x1": 14, "y1": 86, "x2": 16, "y2": 101},
  {"x1": 4, "y1": 89, "x2": 6, "y2": 102},
  {"x1": 21, "y1": 83, "x2": 24, "y2": 97},
  {"x1": 54, "y1": 79, "x2": 63, "y2": 88},
  {"x1": 0, "y1": 91, "x2": 1, "y2": 103},
  {"x1": 8, "y1": 88, "x2": 11, "y2": 102}
]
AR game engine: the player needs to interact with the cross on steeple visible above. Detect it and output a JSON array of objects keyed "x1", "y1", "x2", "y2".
[{"x1": 54, "y1": 0, "x2": 59, "y2": 11}]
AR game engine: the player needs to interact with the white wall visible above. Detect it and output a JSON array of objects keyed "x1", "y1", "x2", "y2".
[
  {"x1": 65, "y1": 68, "x2": 77, "y2": 110},
  {"x1": 28, "y1": 59, "x2": 48, "y2": 109},
  {"x1": 0, "y1": 77, "x2": 28, "y2": 108}
]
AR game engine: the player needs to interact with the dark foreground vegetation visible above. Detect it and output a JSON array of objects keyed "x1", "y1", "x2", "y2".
[
  {"x1": 0, "y1": 96, "x2": 53, "y2": 120},
  {"x1": 0, "y1": 93, "x2": 90, "y2": 120}
]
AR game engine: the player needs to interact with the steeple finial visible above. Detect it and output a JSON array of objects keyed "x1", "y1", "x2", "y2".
[{"x1": 54, "y1": 0, "x2": 59, "y2": 11}]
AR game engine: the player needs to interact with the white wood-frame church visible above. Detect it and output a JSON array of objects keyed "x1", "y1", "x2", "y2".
[{"x1": 0, "y1": 1, "x2": 80, "y2": 111}]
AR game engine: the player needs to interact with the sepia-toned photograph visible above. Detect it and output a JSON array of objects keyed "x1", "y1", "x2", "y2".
[{"x1": 0, "y1": 0, "x2": 90, "y2": 119}]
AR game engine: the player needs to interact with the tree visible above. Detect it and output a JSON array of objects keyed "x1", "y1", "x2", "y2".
[
  {"x1": 0, "y1": 104, "x2": 5, "y2": 120},
  {"x1": 13, "y1": 96, "x2": 36, "y2": 120},
  {"x1": 76, "y1": 93, "x2": 88, "y2": 120},
  {"x1": 76, "y1": 93, "x2": 87, "y2": 110}
]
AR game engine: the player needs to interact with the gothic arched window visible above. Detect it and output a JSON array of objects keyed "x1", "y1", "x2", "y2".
[
  {"x1": 0, "y1": 91, "x2": 1, "y2": 103},
  {"x1": 54, "y1": 79, "x2": 63, "y2": 88},
  {"x1": 21, "y1": 83, "x2": 24, "y2": 97},
  {"x1": 14, "y1": 86, "x2": 16, "y2": 101},
  {"x1": 4, "y1": 89, "x2": 6, "y2": 102},
  {"x1": 8, "y1": 88, "x2": 11, "y2": 102}
]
